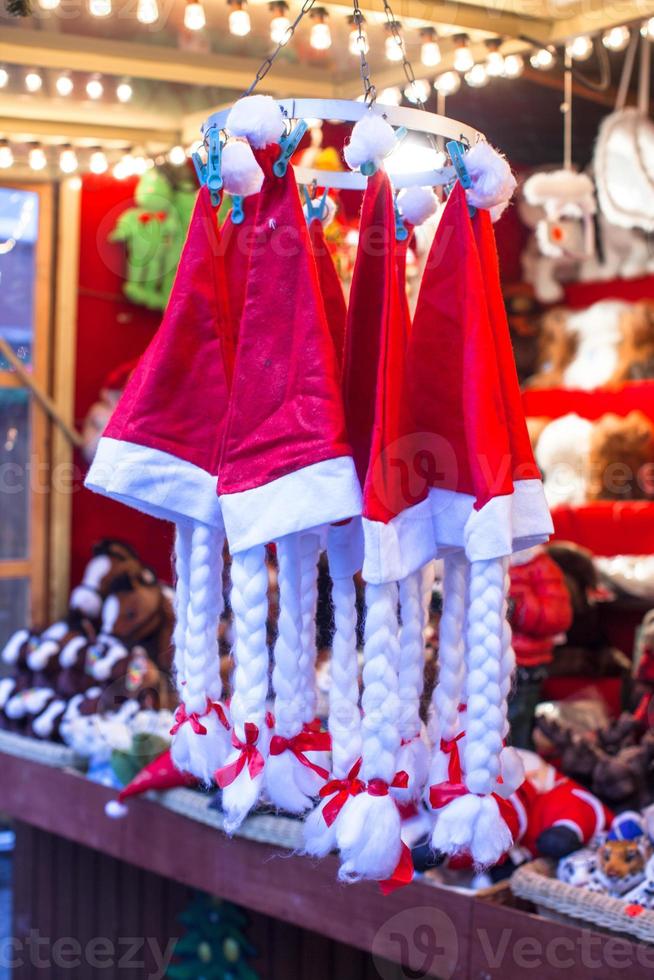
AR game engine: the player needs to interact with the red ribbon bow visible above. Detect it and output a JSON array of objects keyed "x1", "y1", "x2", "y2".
[
  {"x1": 215, "y1": 723, "x2": 264, "y2": 788},
  {"x1": 429, "y1": 732, "x2": 466, "y2": 810},
  {"x1": 319, "y1": 759, "x2": 365, "y2": 827},
  {"x1": 368, "y1": 771, "x2": 409, "y2": 797},
  {"x1": 138, "y1": 211, "x2": 167, "y2": 224},
  {"x1": 269, "y1": 730, "x2": 331, "y2": 781},
  {"x1": 170, "y1": 700, "x2": 229, "y2": 737}
]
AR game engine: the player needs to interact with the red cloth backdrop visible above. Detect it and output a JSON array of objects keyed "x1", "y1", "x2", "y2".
[{"x1": 71, "y1": 174, "x2": 174, "y2": 587}]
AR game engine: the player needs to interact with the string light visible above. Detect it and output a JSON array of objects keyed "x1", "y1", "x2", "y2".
[
  {"x1": 566, "y1": 35, "x2": 593, "y2": 60},
  {"x1": 86, "y1": 75, "x2": 104, "y2": 100},
  {"x1": 420, "y1": 27, "x2": 441, "y2": 68},
  {"x1": 530, "y1": 47, "x2": 555, "y2": 69},
  {"x1": 269, "y1": 1, "x2": 290, "y2": 43},
  {"x1": 116, "y1": 79, "x2": 133, "y2": 102},
  {"x1": 168, "y1": 145, "x2": 187, "y2": 166},
  {"x1": 403, "y1": 78, "x2": 431, "y2": 104},
  {"x1": 378, "y1": 86, "x2": 402, "y2": 105},
  {"x1": 184, "y1": 0, "x2": 206, "y2": 30},
  {"x1": 348, "y1": 15, "x2": 368, "y2": 56},
  {"x1": 0, "y1": 68, "x2": 8, "y2": 89},
  {"x1": 503, "y1": 53, "x2": 524, "y2": 77},
  {"x1": 0, "y1": 141, "x2": 14, "y2": 169},
  {"x1": 28, "y1": 144, "x2": 47, "y2": 171},
  {"x1": 465, "y1": 63, "x2": 489, "y2": 87},
  {"x1": 385, "y1": 23, "x2": 404, "y2": 62},
  {"x1": 25, "y1": 70, "x2": 43, "y2": 93},
  {"x1": 228, "y1": 0, "x2": 250, "y2": 36},
  {"x1": 602, "y1": 25, "x2": 630, "y2": 50},
  {"x1": 113, "y1": 153, "x2": 134, "y2": 180},
  {"x1": 453, "y1": 35, "x2": 474, "y2": 73},
  {"x1": 88, "y1": 0, "x2": 112, "y2": 16},
  {"x1": 434, "y1": 70, "x2": 461, "y2": 96},
  {"x1": 485, "y1": 39, "x2": 505, "y2": 77},
  {"x1": 38, "y1": 0, "x2": 60, "y2": 9},
  {"x1": 642, "y1": 18, "x2": 654, "y2": 39},
  {"x1": 136, "y1": 0, "x2": 159, "y2": 23},
  {"x1": 310, "y1": 9, "x2": 331, "y2": 51},
  {"x1": 55, "y1": 73, "x2": 74, "y2": 96},
  {"x1": 89, "y1": 148, "x2": 108, "y2": 174},
  {"x1": 59, "y1": 145, "x2": 78, "y2": 174}
]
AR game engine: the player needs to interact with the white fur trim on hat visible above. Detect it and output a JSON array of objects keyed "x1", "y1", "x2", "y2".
[
  {"x1": 226, "y1": 95, "x2": 285, "y2": 150},
  {"x1": 86, "y1": 436, "x2": 223, "y2": 529},
  {"x1": 362, "y1": 496, "x2": 435, "y2": 584},
  {"x1": 398, "y1": 186, "x2": 439, "y2": 226},
  {"x1": 523, "y1": 169, "x2": 596, "y2": 216},
  {"x1": 465, "y1": 141, "x2": 517, "y2": 211},
  {"x1": 344, "y1": 114, "x2": 396, "y2": 172},
  {"x1": 222, "y1": 138, "x2": 264, "y2": 198}
]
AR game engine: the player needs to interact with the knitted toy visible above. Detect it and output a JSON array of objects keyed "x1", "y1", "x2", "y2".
[
  {"x1": 587, "y1": 411, "x2": 654, "y2": 501},
  {"x1": 610, "y1": 301, "x2": 654, "y2": 383},
  {"x1": 86, "y1": 97, "x2": 549, "y2": 886}
]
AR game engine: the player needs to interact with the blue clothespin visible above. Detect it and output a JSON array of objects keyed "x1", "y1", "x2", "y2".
[
  {"x1": 273, "y1": 120, "x2": 309, "y2": 177},
  {"x1": 231, "y1": 195, "x2": 245, "y2": 225},
  {"x1": 394, "y1": 195, "x2": 408, "y2": 242},
  {"x1": 302, "y1": 185, "x2": 329, "y2": 224},
  {"x1": 192, "y1": 127, "x2": 223, "y2": 206},
  {"x1": 445, "y1": 139, "x2": 476, "y2": 217},
  {"x1": 361, "y1": 125, "x2": 408, "y2": 178}
]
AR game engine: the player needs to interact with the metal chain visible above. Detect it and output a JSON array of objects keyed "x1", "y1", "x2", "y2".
[
  {"x1": 242, "y1": 0, "x2": 317, "y2": 98},
  {"x1": 352, "y1": 0, "x2": 376, "y2": 105}
]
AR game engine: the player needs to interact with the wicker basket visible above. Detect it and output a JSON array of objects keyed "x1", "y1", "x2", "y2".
[{"x1": 511, "y1": 858, "x2": 654, "y2": 944}]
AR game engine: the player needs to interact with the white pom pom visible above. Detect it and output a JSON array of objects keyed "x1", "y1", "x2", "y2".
[
  {"x1": 222, "y1": 138, "x2": 264, "y2": 198},
  {"x1": 337, "y1": 793, "x2": 403, "y2": 881},
  {"x1": 398, "y1": 186, "x2": 438, "y2": 226},
  {"x1": 105, "y1": 800, "x2": 128, "y2": 819},
  {"x1": 344, "y1": 114, "x2": 396, "y2": 171},
  {"x1": 490, "y1": 199, "x2": 510, "y2": 223},
  {"x1": 226, "y1": 95, "x2": 285, "y2": 150},
  {"x1": 464, "y1": 141, "x2": 517, "y2": 211}
]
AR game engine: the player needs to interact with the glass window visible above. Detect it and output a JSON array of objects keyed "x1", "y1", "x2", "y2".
[
  {"x1": 0, "y1": 187, "x2": 40, "y2": 370},
  {"x1": 0, "y1": 389, "x2": 30, "y2": 560},
  {"x1": 0, "y1": 578, "x2": 29, "y2": 654}
]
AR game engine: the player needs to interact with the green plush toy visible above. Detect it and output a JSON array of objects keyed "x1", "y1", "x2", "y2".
[
  {"x1": 167, "y1": 894, "x2": 259, "y2": 979},
  {"x1": 110, "y1": 731, "x2": 170, "y2": 787},
  {"x1": 110, "y1": 169, "x2": 193, "y2": 312}
]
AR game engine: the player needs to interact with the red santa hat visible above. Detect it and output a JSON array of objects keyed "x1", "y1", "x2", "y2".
[
  {"x1": 105, "y1": 749, "x2": 198, "y2": 819},
  {"x1": 86, "y1": 184, "x2": 234, "y2": 784},
  {"x1": 306, "y1": 209, "x2": 347, "y2": 373},
  {"x1": 214, "y1": 96, "x2": 360, "y2": 831}
]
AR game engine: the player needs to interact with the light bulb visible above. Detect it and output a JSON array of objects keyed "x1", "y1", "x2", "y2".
[
  {"x1": 86, "y1": 75, "x2": 104, "y2": 100},
  {"x1": 113, "y1": 154, "x2": 133, "y2": 180},
  {"x1": 89, "y1": 0, "x2": 112, "y2": 16},
  {"x1": 385, "y1": 34, "x2": 403, "y2": 62},
  {"x1": 132, "y1": 155, "x2": 149, "y2": 175},
  {"x1": 642, "y1": 18, "x2": 654, "y2": 39},
  {"x1": 420, "y1": 29, "x2": 440, "y2": 68},
  {"x1": 25, "y1": 71, "x2": 43, "y2": 93},
  {"x1": 28, "y1": 145, "x2": 47, "y2": 171},
  {"x1": 434, "y1": 70, "x2": 461, "y2": 96},
  {"x1": 168, "y1": 145, "x2": 187, "y2": 166},
  {"x1": 116, "y1": 79, "x2": 133, "y2": 102},
  {"x1": 453, "y1": 35, "x2": 474, "y2": 73},
  {"x1": 59, "y1": 146, "x2": 78, "y2": 174},
  {"x1": 56, "y1": 73, "x2": 73, "y2": 96},
  {"x1": 567, "y1": 35, "x2": 593, "y2": 61},
  {"x1": 0, "y1": 68, "x2": 8, "y2": 89},
  {"x1": 68, "y1": 176, "x2": 82, "y2": 191},
  {"x1": 486, "y1": 50, "x2": 505, "y2": 77},
  {"x1": 38, "y1": 0, "x2": 60, "y2": 9},
  {"x1": 184, "y1": 1, "x2": 206, "y2": 30},
  {"x1": 503, "y1": 53, "x2": 524, "y2": 78},
  {"x1": 0, "y1": 142, "x2": 14, "y2": 169},
  {"x1": 530, "y1": 47, "x2": 555, "y2": 69},
  {"x1": 271, "y1": 14, "x2": 290, "y2": 43},
  {"x1": 310, "y1": 21, "x2": 331, "y2": 51},
  {"x1": 602, "y1": 26, "x2": 630, "y2": 51},
  {"x1": 137, "y1": 0, "x2": 158, "y2": 23},
  {"x1": 229, "y1": 5, "x2": 250, "y2": 36},
  {"x1": 378, "y1": 86, "x2": 402, "y2": 106},
  {"x1": 349, "y1": 27, "x2": 369, "y2": 56},
  {"x1": 89, "y1": 149, "x2": 108, "y2": 174},
  {"x1": 465, "y1": 63, "x2": 489, "y2": 88},
  {"x1": 404, "y1": 78, "x2": 431, "y2": 104}
]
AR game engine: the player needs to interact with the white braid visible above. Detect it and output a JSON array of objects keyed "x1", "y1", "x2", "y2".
[
  {"x1": 172, "y1": 522, "x2": 192, "y2": 688},
  {"x1": 221, "y1": 544, "x2": 271, "y2": 832},
  {"x1": 395, "y1": 567, "x2": 430, "y2": 801},
  {"x1": 427, "y1": 552, "x2": 467, "y2": 792},
  {"x1": 337, "y1": 581, "x2": 403, "y2": 882},
  {"x1": 265, "y1": 534, "x2": 319, "y2": 812},
  {"x1": 497, "y1": 564, "x2": 525, "y2": 797},
  {"x1": 298, "y1": 533, "x2": 321, "y2": 725},
  {"x1": 431, "y1": 557, "x2": 514, "y2": 867},
  {"x1": 304, "y1": 568, "x2": 361, "y2": 858},
  {"x1": 171, "y1": 522, "x2": 229, "y2": 784}
]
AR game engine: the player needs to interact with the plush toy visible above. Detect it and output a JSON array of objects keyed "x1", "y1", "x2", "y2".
[
  {"x1": 534, "y1": 413, "x2": 593, "y2": 507},
  {"x1": 595, "y1": 812, "x2": 652, "y2": 896},
  {"x1": 82, "y1": 360, "x2": 137, "y2": 464},
  {"x1": 610, "y1": 302, "x2": 654, "y2": 383},
  {"x1": 109, "y1": 169, "x2": 178, "y2": 311},
  {"x1": 587, "y1": 410, "x2": 654, "y2": 501}
]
